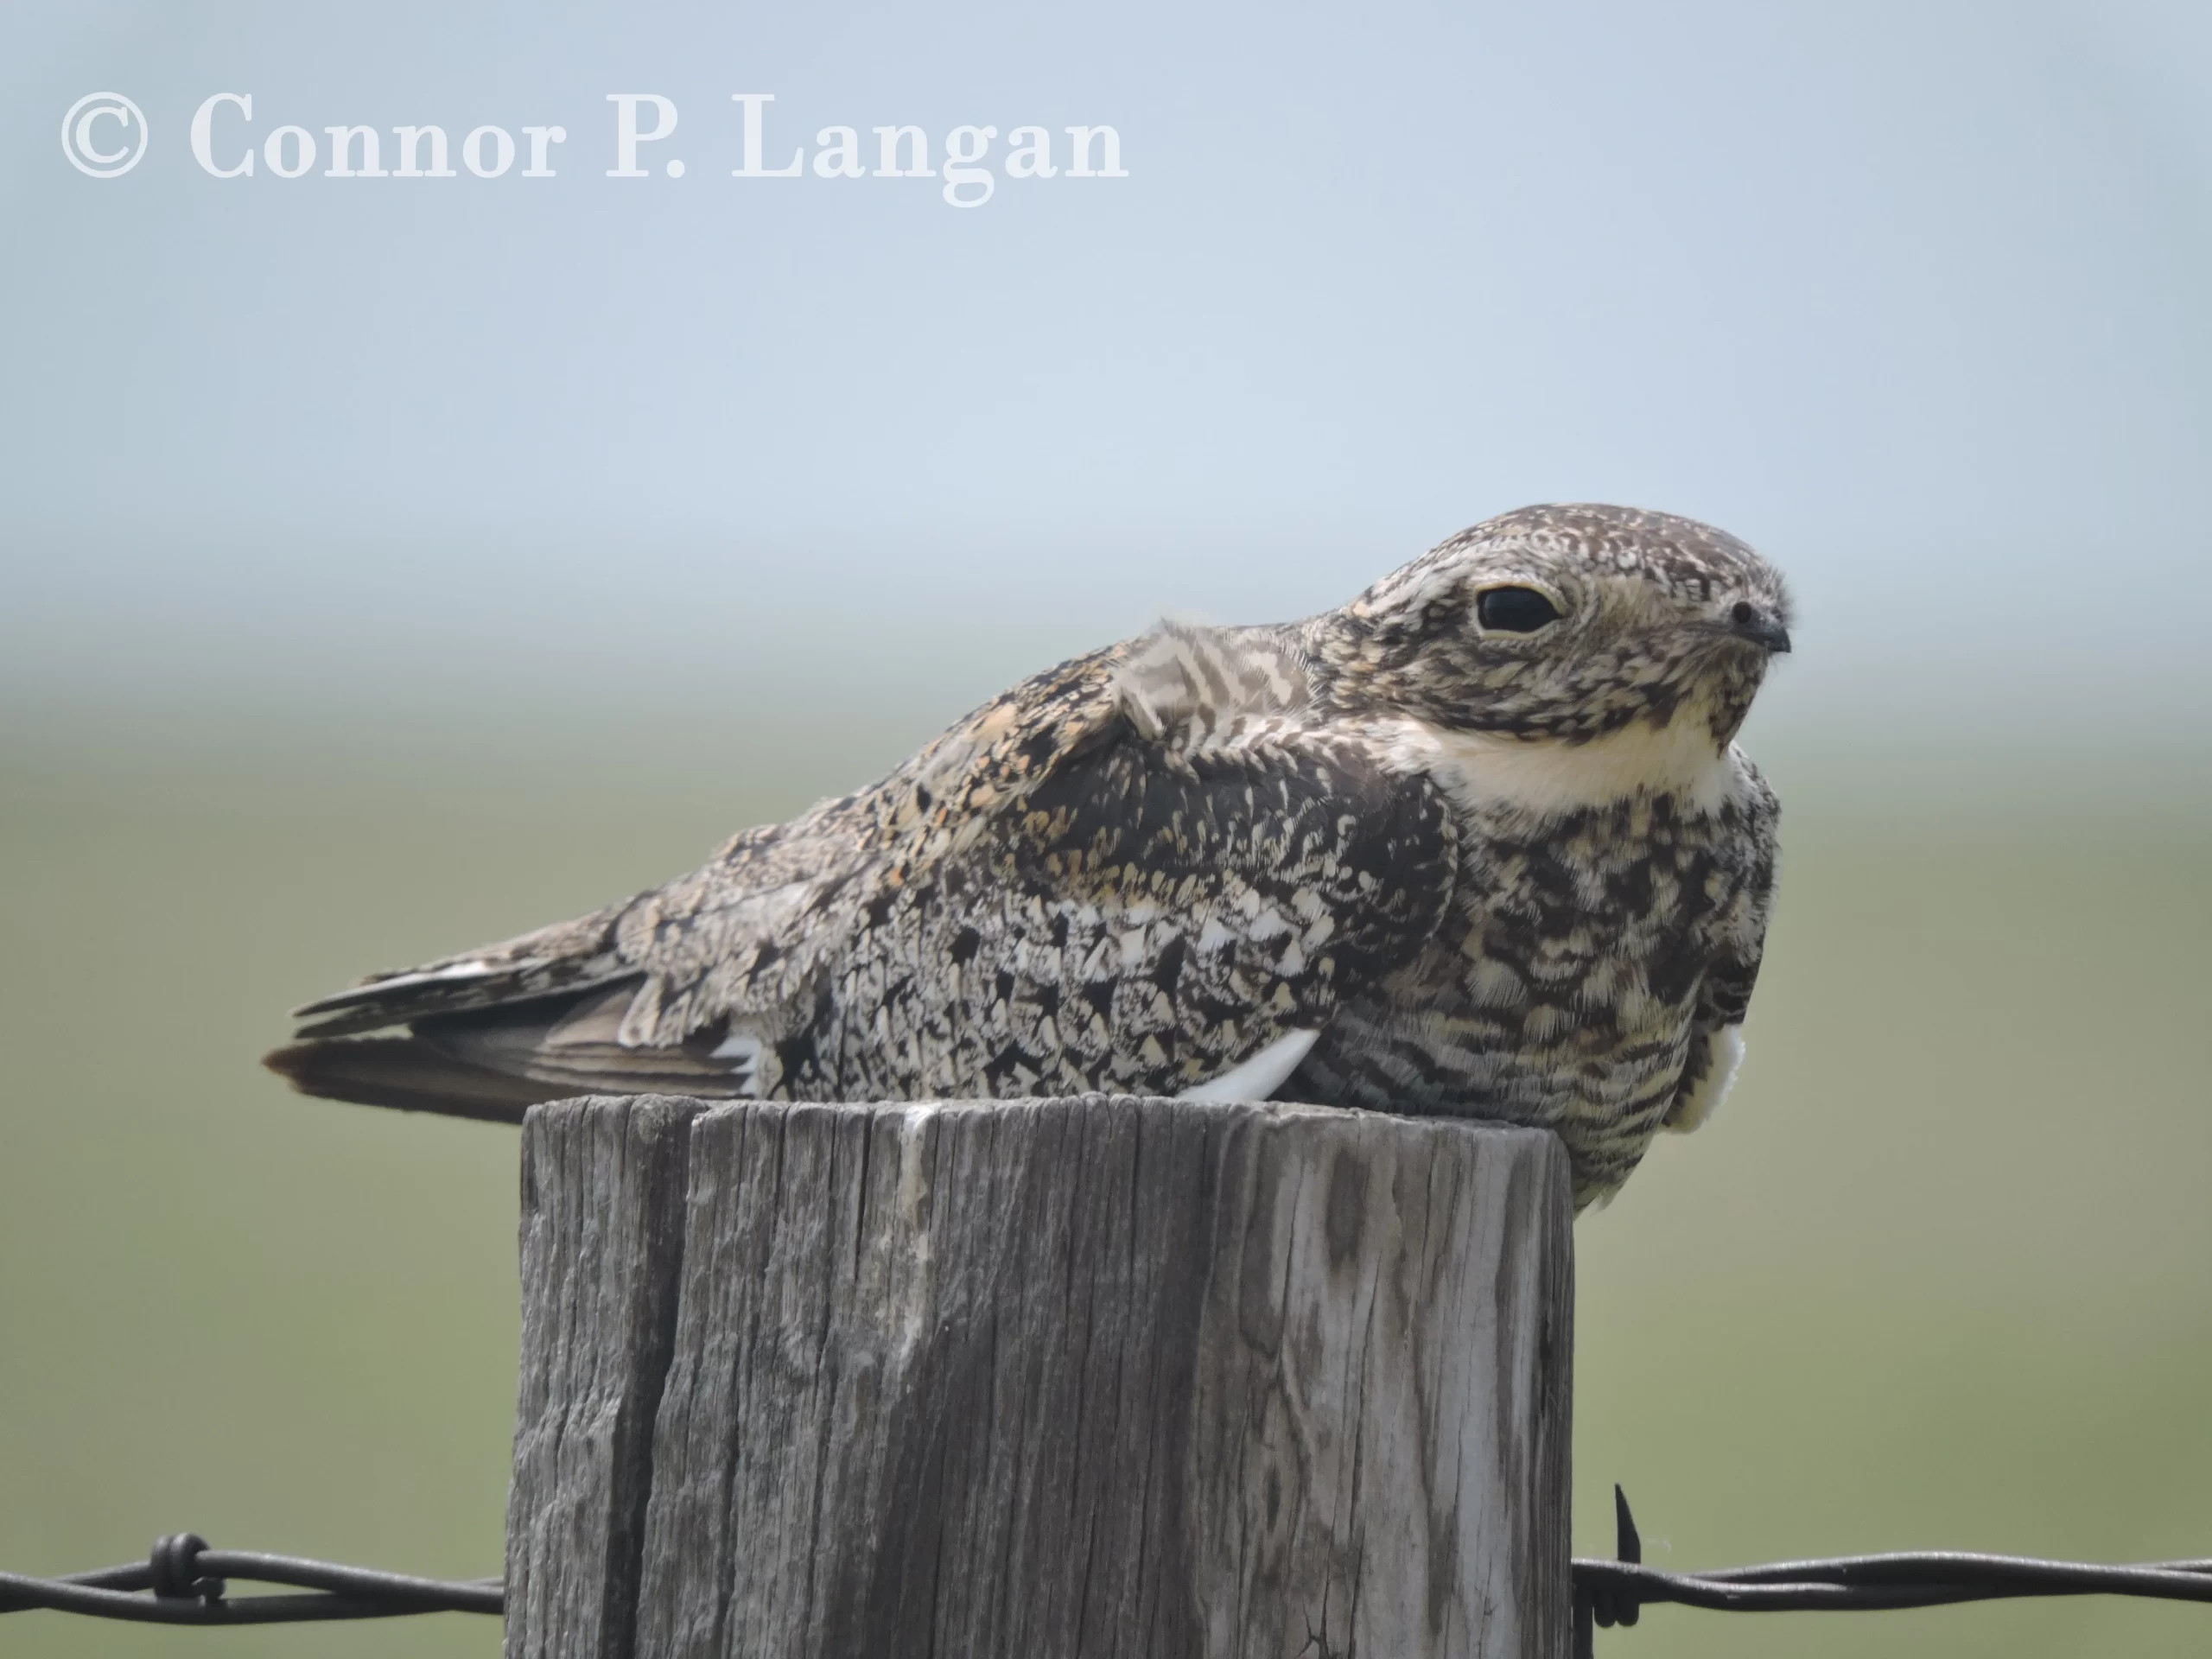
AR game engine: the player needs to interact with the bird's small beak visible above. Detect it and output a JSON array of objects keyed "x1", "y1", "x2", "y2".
[{"x1": 1732, "y1": 607, "x2": 1792, "y2": 654}]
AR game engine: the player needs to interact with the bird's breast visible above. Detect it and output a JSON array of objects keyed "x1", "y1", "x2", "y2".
[{"x1": 1294, "y1": 786, "x2": 1761, "y2": 1182}]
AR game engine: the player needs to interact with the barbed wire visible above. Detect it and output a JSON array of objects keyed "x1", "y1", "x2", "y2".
[
  {"x1": 1571, "y1": 1487, "x2": 2212, "y2": 1656},
  {"x1": 0, "y1": 1534, "x2": 500, "y2": 1624},
  {"x1": 3, "y1": 1496, "x2": 2207, "y2": 1647}
]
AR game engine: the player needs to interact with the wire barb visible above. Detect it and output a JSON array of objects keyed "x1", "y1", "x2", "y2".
[
  {"x1": 147, "y1": 1535, "x2": 222, "y2": 1605},
  {"x1": 1574, "y1": 1484, "x2": 1646, "y2": 1656}
]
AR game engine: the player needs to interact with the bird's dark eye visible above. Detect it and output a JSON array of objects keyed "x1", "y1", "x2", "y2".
[{"x1": 1475, "y1": 586, "x2": 1563, "y2": 633}]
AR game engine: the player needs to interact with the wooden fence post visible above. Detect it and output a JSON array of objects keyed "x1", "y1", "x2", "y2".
[{"x1": 507, "y1": 1095, "x2": 1575, "y2": 1659}]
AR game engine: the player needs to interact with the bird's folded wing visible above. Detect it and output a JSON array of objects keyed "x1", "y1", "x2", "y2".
[
  {"x1": 878, "y1": 723, "x2": 1460, "y2": 1098},
  {"x1": 272, "y1": 638, "x2": 1462, "y2": 1107}
]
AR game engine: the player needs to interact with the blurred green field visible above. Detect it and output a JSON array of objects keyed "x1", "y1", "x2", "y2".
[{"x1": 3, "y1": 728, "x2": 2209, "y2": 1658}]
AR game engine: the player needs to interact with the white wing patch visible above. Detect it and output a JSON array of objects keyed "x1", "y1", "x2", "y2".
[
  {"x1": 1665, "y1": 1024, "x2": 1744, "y2": 1134},
  {"x1": 1179, "y1": 1029, "x2": 1320, "y2": 1102},
  {"x1": 709, "y1": 1030, "x2": 764, "y2": 1098}
]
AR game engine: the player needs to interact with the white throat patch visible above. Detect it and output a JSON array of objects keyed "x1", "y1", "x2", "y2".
[{"x1": 1380, "y1": 713, "x2": 1733, "y2": 817}]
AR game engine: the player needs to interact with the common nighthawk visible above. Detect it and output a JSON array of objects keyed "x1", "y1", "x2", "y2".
[{"x1": 269, "y1": 503, "x2": 1789, "y2": 1207}]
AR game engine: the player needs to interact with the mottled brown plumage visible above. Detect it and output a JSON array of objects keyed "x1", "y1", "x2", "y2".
[{"x1": 270, "y1": 503, "x2": 1789, "y2": 1205}]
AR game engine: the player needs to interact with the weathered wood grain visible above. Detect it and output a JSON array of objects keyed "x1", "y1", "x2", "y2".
[
  {"x1": 505, "y1": 1096, "x2": 705, "y2": 1659},
  {"x1": 512, "y1": 1096, "x2": 1573, "y2": 1659}
]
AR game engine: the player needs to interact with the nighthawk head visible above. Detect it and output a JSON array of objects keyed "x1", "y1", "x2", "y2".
[{"x1": 1317, "y1": 503, "x2": 1791, "y2": 747}]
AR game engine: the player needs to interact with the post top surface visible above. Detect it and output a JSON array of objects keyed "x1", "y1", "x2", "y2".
[{"x1": 524, "y1": 1091, "x2": 1566, "y2": 1154}]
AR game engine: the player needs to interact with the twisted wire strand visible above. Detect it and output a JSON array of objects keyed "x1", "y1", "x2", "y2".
[{"x1": 0, "y1": 1535, "x2": 502, "y2": 1625}]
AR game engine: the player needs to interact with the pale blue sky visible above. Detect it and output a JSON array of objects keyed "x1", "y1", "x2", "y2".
[{"x1": 4, "y1": 0, "x2": 2209, "y2": 772}]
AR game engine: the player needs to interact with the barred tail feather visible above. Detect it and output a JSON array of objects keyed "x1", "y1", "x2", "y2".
[{"x1": 263, "y1": 1037, "x2": 562, "y2": 1122}]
